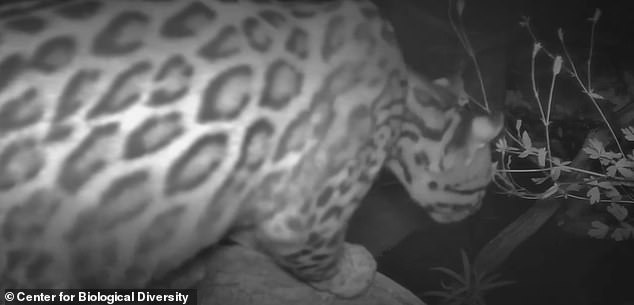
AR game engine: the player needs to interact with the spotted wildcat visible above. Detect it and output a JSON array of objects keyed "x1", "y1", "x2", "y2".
[{"x1": 0, "y1": 0, "x2": 503, "y2": 297}]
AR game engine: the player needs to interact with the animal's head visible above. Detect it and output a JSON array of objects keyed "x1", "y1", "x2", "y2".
[{"x1": 387, "y1": 71, "x2": 503, "y2": 223}]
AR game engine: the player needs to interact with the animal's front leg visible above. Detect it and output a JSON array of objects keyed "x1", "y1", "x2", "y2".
[{"x1": 254, "y1": 199, "x2": 376, "y2": 299}]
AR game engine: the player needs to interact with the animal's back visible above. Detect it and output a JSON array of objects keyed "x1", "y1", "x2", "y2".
[{"x1": 0, "y1": 0, "x2": 409, "y2": 291}]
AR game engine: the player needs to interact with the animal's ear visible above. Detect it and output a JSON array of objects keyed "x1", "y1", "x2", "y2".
[{"x1": 432, "y1": 75, "x2": 469, "y2": 106}]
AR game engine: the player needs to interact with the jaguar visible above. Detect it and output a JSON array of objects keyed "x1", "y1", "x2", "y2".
[{"x1": 0, "y1": 0, "x2": 503, "y2": 298}]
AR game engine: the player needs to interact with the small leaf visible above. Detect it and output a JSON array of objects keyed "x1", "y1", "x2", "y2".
[
  {"x1": 588, "y1": 221, "x2": 609, "y2": 239},
  {"x1": 521, "y1": 131, "x2": 532, "y2": 148},
  {"x1": 553, "y1": 56, "x2": 563, "y2": 75},
  {"x1": 589, "y1": 8, "x2": 601, "y2": 23},
  {"x1": 532, "y1": 42, "x2": 542, "y2": 57},
  {"x1": 583, "y1": 138, "x2": 604, "y2": 159},
  {"x1": 515, "y1": 120, "x2": 522, "y2": 134},
  {"x1": 603, "y1": 151, "x2": 623, "y2": 160},
  {"x1": 456, "y1": 0, "x2": 465, "y2": 16},
  {"x1": 607, "y1": 165, "x2": 617, "y2": 177},
  {"x1": 607, "y1": 203, "x2": 628, "y2": 222},
  {"x1": 587, "y1": 186, "x2": 600, "y2": 204},
  {"x1": 615, "y1": 158, "x2": 634, "y2": 178},
  {"x1": 611, "y1": 227, "x2": 630, "y2": 242},
  {"x1": 621, "y1": 126, "x2": 634, "y2": 141},
  {"x1": 597, "y1": 181, "x2": 614, "y2": 189},
  {"x1": 618, "y1": 166, "x2": 634, "y2": 178},
  {"x1": 605, "y1": 188, "x2": 622, "y2": 201},
  {"x1": 495, "y1": 138, "x2": 508, "y2": 153},
  {"x1": 550, "y1": 166, "x2": 561, "y2": 181},
  {"x1": 611, "y1": 224, "x2": 634, "y2": 241}
]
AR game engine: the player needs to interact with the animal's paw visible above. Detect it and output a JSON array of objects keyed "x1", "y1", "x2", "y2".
[{"x1": 310, "y1": 243, "x2": 376, "y2": 298}]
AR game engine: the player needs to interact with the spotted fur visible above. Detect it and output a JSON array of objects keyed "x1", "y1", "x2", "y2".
[{"x1": 0, "y1": 0, "x2": 503, "y2": 297}]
